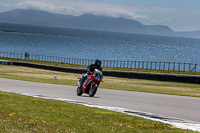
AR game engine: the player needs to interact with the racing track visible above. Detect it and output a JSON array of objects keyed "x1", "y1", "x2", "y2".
[{"x1": 0, "y1": 78, "x2": 200, "y2": 131}]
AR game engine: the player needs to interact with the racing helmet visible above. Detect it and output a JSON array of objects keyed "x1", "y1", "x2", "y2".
[{"x1": 95, "y1": 59, "x2": 102, "y2": 67}]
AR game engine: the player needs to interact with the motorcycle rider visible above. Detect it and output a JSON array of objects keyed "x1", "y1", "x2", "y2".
[{"x1": 80, "y1": 59, "x2": 102, "y2": 87}]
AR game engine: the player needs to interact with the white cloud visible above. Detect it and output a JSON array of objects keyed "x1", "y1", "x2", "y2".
[
  {"x1": 15, "y1": 1, "x2": 76, "y2": 13},
  {"x1": 76, "y1": 3, "x2": 149, "y2": 20},
  {"x1": 150, "y1": 18, "x2": 171, "y2": 23},
  {"x1": 0, "y1": 2, "x2": 12, "y2": 7},
  {"x1": 150, "y1": 6, "x2": 177, "y2": 13}
]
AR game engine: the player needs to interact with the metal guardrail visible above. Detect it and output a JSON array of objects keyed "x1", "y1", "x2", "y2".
[{"x1": 0, "y1": 52, "x2": 199, "y2": 72}]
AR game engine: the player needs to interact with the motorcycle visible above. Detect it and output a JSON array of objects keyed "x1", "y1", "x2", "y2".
[{"x1": 76, "y1": 69, "x2": 103, "y2": 97}]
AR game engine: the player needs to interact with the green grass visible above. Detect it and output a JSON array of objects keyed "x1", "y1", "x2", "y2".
[
  {"x1": 0, "y1": 58, "x2": 199, "y2": 132},
  {"x1": 0, "y1": 91, "x2": 195, "y2": 132},
  {"x1": 0, "y1": 65, "x2": 200, "y2": 97},
  {"x1": 1, "y1": 57, "x2": 200, "y2": 75}
]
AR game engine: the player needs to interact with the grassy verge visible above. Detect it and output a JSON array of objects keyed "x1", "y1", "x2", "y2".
[
  {"x1": 1, "y1": 57, "x2": 200, "y2": 75},
  {"x1": 0, "y1": 91, "x2": 195, "y2": 132},
  {"x1": 0, "y1": 65, "x2": 200, "y2": 97}
]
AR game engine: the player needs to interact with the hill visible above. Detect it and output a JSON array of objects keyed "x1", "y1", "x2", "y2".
[{"x1": 0, "y1": 9, "x2": 199, "y2": 38}]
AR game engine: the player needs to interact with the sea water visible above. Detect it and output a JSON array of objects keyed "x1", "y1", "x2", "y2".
[{"x1": 1, "y1": 22, "x2": 200, "y2": 65}]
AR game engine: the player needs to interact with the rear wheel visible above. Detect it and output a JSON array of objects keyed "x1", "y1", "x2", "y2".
[
  {"x1": 89, "y1": 85, "x2": 98, "y2": 97},
  {"x1": 77, "y1": 87, "x2": 83, "y2": 96}
]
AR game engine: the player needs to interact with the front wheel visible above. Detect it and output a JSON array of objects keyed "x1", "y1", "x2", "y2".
[
  {"x1": 89, "y1": 84, "x2": 98, "y2": 97},
  {"x1": 77, "y1": 87, "x2": 83, "y2": 96}
]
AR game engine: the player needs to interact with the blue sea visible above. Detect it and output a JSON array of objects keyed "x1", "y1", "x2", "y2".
[{"x1": 1, "y1": 22, "x2": 200, "y2": 65}]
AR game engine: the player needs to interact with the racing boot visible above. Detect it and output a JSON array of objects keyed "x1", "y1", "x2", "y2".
[{"x1": 80, "y1": 81, "x2": 83, "y2": 88}]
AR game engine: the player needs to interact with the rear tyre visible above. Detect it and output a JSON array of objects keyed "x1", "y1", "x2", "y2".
[
  {"x1": 89, "y1": 85, "x2": 98, "y2": 97},
  {"x1": 77, "y1": 87, "x2": 83, "y2": 96}
]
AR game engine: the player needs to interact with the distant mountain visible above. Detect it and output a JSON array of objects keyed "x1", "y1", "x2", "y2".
[
  {"x1": 0, "y1": 9, "x2": 74, "y2": 27},
  {"x1": 0, "y1": 9, "x2": 199, "y2": 38}
]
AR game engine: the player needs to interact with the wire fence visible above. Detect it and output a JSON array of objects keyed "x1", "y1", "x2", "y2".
[{"x1": 0, "y1": 52, "x2": 199, "y2": 72}]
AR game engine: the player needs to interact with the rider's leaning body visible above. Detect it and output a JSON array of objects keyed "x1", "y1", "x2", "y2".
[{"x1": 80, "y1": 59, "x2": 102, "y2": 86}]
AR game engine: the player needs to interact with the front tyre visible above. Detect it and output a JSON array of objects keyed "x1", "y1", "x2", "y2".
[
  {"x1": 77, "y1": 87, "x2": 83, "y2": 96},
  {"x1": 89, "y1": 84, "x2": 98, "y2": 97}
]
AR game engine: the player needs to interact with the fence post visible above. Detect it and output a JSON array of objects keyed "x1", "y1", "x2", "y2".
[
  {"x1": 106, "y1": 60, "x2": 108, "y2": 67},
  {"x1": 130, "y1": 61, "x2": 133, "y2": 68},
  {"x1": 183, "y1": 63, "x2": 185, "y2": 72},
  {"x1": 195, "y1": 64, "x2": 197, "y2": 72},
  {"x1": 178, "y1": 63, "x2": 181, "y2": 71},
  {"x1": 142, "y1": 61, "x2": 144, "y2": 69},
  {"x1": 173, "y1": 62, "x2": 175, "y2": 71},
  {"x1": 137, "y1": 61, "x2": 140, "y2": 69},
  {"x1": 163, "y1": 62, "x2": 165, "y2": 70},
  {"x1": 159, "y1": 62, "x2": 161, "y2": 70},
  {"x1": 135, "y1": 61, "x2": 136, "y2": 69},
  {"x1": 168, "y1": 62, "x2": 170, "y2": 71},
  {"x1": 146, "y1": 61, "x2": 148, "y2": 69}
]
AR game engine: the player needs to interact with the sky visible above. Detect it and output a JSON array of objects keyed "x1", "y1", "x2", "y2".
[{"x1": 0, "y1": 0, "x2": 200, "y2": 31}]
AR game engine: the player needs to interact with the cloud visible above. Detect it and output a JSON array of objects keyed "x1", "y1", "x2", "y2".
[
  {"x1": 150, "y1": 18, "x2": 171, "y2": 23},
  {"x1": 0, "y1": 2, "x2": 12, "y2": 7},
  {"x1": 149, "y1": 6, "x2": 177, "y2": 13},
  {"x1": 14, "y1": 1, "x2": 76, "y2": 13},
  {"x1": 76, "y1": 3, "x2": 149, "y2": 20}
]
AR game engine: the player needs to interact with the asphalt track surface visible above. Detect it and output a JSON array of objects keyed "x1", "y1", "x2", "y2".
[{"x1": 0, "y1": 78, "x2": 200, "y2": 124}]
